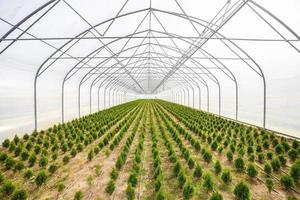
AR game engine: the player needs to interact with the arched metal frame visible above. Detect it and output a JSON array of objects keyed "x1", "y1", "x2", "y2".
[{"x1": 0, "y1": 0, "x2": 299, "y2": 132}]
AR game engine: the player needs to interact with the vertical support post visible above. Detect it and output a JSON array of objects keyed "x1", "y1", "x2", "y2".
[
  {"x1": 78, "y1": 84, "x2": 81, "y2": 118},
  {"x1": 62, "y1": 81, "x2": 65, "y2": 124}
]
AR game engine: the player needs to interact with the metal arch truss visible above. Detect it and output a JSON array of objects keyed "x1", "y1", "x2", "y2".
[{"x1": 1, "y1": 0, "x2": 300, "y2": 131}]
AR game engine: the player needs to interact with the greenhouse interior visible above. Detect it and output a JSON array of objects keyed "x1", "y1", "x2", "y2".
[{"x1": 0, "y1": 0, "x2": 300, "y2": 199}]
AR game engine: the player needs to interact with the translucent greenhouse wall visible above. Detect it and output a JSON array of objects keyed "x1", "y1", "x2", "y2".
[{"x1": 0, "y1": 0, "x2": 300, "y2": 141}]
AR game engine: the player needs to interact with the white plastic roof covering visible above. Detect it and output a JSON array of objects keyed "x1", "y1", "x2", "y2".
[{"x1": 0, "y1": 0, "x2": 299, "y2": 140}]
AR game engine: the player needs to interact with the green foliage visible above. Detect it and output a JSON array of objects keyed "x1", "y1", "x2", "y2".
[
  {"x1": 288, "y1": 196, "x2": 298, "y2": 200},
  {"x1": 280, "y1": 175, "x2": 294, "y2": 190},
  {"x1": 95, "y1": 165, "x2": 101, "y2": 176},
  {"x1": 111, "y1": 168, "x2": 118, "y2": 180},
  {"x1": 258, "y1": 153, "x2": 265, "y2": 163},
  {"x1": 0, "y1": 173, "x2": 4, "y2": 184},
  {"x1": 2, "y1": 100, "x2": 298, "y2": 199},
  {"x1": 247, "y1": 146, "x2": 254, "y2": 155},
  {"x1": 265, "y1": 178, "x2": 274, "y2": 193},
  {"x1": 128, "y1": 173, "x2": 138, "y2": 187},
  {"x1": 209, "y1": 192, "x2": 223, "y2": 200},
  {"x1": 87, "y1": 149, "x2": 94, "y2": 161},
  {"x1": 52, "y1": 152, "x2": 58, "y2": 161},
  {"x1": 263, "y1": 140, "x2": 269, "y2": 149},
  {"x1": 238, "y1": 148, "x2": 245, "y2": 157},
  {"x1": 11, "y1": 189, "x2": 28, "y2": 200},
  {"x1": 266, "y1": 152, "x2": 273, "y2": 160},
  {"x1": 0, "y1": 152, "x2": 8, "y2": 162},
  {"x1": 20, "y1": 150, "x2": 29, "y2": 161},
  {"x1": 70, "y1": 148, "x2": 77, "y2": 157},
  {"x1": 116, "y1": 157, "x2": 123, "y2": 170},
  {"x1": 105, "y1": 180, "x2": 115, "y2": 195},
  {"x1": 202, "y1": 173, "x2": 214, "y2": 191},
  {"x1": 183, "y1": 181, "x2": 194, "y2": 200},
  {"x1": 1, "y1": 180, "x2": 15, "y2": 196},
  {"x1": 87, "y1": 175, "x2": 93, "y2": 187},
  {"x1": 275, "y1": 144, "x2": 284, "y2": 154},
  {"x1": 288, "y1": 149, "x2": 298, "y2": 161},
  {"x1": 226, "y1": 150, "x2": 233, "y2": 161},
  {"x1": 214, "y1": 161, "x2": 222, "y2": 175},
  {"x1": 24, "y1": 169, "x2": 33, "y2": 180},
  {"x1": 271, "y1": 158, "x2": 281, "y2": 172},
  {"x1": 94, "y1": 147, "x2": 100, "y2": 155},
  {"x1": 217, "y1": 147, "x2": 223, "y2": 154},
  {"x1": 264, "y1": 163, "x2": 273, "y2": 175},
  {"x1": 34, "y1": 145, "x2": 41, "y2": 154},
  {"x1": 221, "y1": 169, "x2": 232, "y2": 184},
  {"x1": 233, "y1": 181, "x2": 250, "y2": 200},
  {"x1": 2, "y1": 139, "x2": 10, "y2": 148},
  {"x1": 156, "y1": 189, "x2": 166, "y2": 200},
  {"x1": 5, "y1": 157, "x2": 16, "y2": 170},
  {"x1": 39, "y1": 156, "x2": 48, "y2": 168},
  {"x1": 211, "y1": 141, "x2": 218, "y2": 151},
  {"x1": 126, "y1": 184, "x2": 135, "y2": 200},
  {"x1": 74, "y1": 190, "x2": 83, "y2": 200},
  {"x1": 14, "y1": 146, "x2": 22, "y2": 157},
  {"x1": 193, "y1": 164, "x2": 202, "y2": 178},
  {"x1": 177, "y1": 170, "x2": 187, "y2": 188},
  {"x1": 57, "y1": 182, "x2": 65, "y2": 192},
  {"x1": 14, "y1": 161, "x2": 24, "y2": 171},
  {"x1": 203, "y1": 151, "x2": 212, "y2": 164},
  {"x1": 290, "y1": 160, "x2": 300, "y2": 182},
  {"x1": 77, "y1": 144, "x2": 83, "y2": 152},
  {"x1": 247, "y1": 164, "x2": 258, "y2": 179},
  {"x1": 187, "y1": 158, "x2": 195, "y2": 169},
  {"x1": 48, "y1": 164, "x2": 58, "y2": 174},
  {"x1": 173, "y1": 161, "x2": 181, "y2": 176},
  {"x1": 35, "y1": 171, "x2": 48, "y2": 186},
  {"x1": 248, "y1": 154, "x2": 255, "y2": 162},
  {"x1": 63, "y1": 155, "x2": 70, "y2": 164},
  {"x1": 13, "y1": 135, "x2": 20, "y2": 145},
  {"x1": 278, "y1": 154, "x2": 287, "y2": 166},
  {"x1": 234, "y1": 157, "x2": 245, "y2": 172},
  {"x1": 61, "y1": 143, "x2": 68, "y2": 153},
  {"x1": 195, "y1": 142, "x2": 201, "y2": 151}
]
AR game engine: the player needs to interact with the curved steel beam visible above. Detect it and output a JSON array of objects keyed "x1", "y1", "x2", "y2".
[{"x1": 19, "y1": 0, "x2": 297, "y2": 129}]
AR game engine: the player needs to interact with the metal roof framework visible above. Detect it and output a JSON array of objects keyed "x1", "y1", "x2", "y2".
[{"x1": 0, "y1": 0, "x2": 299, "y2": 132}]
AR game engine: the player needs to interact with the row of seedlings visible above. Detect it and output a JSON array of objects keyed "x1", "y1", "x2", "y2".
[
  {"x1": 153, "y1": 105, "x2": 195, "y2": 200},
  {"x1": 125, "y1": 104, "x2": 148, "y2": 199},
  {"x1": 105, "y1": 105, "x2": 146, "y2": 195},
  {"x1": 87, "y1": 104, "x2": 142, "y2": 161},
  {"x1": 149, "y1": 105, "x2": 166, "y2": 199}
]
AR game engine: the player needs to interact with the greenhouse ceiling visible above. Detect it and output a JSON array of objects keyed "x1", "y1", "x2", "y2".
[{"x1": 0, "y1": 0, "x2": 300, "y2": 138}]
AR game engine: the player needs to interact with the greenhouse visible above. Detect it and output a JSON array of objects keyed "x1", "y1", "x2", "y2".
[{"x1": 0, "y1": 0, "x2": 300, "y2": 199}]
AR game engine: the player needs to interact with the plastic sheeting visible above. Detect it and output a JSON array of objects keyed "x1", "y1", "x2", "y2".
[{"x1": 0, "y1": 0, "x2": 299, "y2": 141}]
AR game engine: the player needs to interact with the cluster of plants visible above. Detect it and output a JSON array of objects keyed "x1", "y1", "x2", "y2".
[
  {"x1": 126, "y1": 108, "x2": 146, "y2": 200},
  {"x1": 105, "y1": 106, "x2": 146, "y2": 195},
  {"x1": 1, "y1": 99, "x2": 300, "y2": 199},
  {"x1": 149, "y1": 106, "x2": 166, "y2": 199},
  {"x1": 0, "y1": 100, "x2": 142, "y2": 199},
  {"x1": 153, "y1": 105, "x2": 196, "y2": 199},
  {"x1": 155, "y1": 100, "x2": 300, "y2": 197},
  {"x1": 154, "y1": 103, "x2": 227, "y2": 199},
  {"x1": 0, "y1": 172, "x2": 28, "y2": 200},
  {"x1": 87, "y1": 104, "x2": 142, "y2": 161}
]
